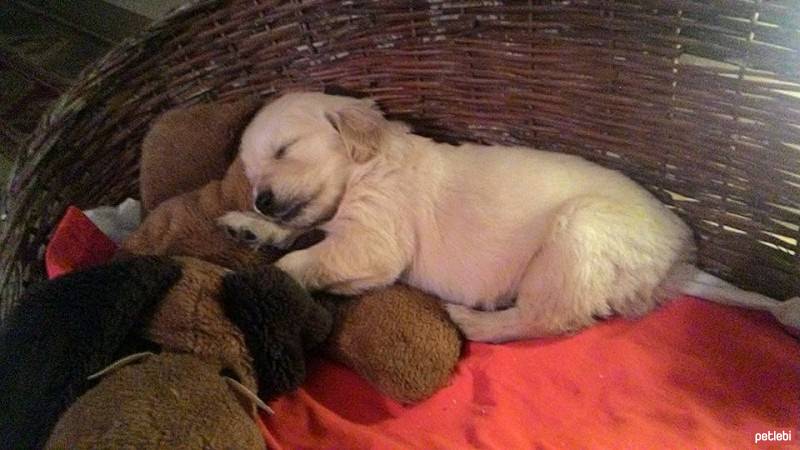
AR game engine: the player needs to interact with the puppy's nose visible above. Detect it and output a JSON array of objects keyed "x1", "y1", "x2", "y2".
[{"x1": 255, "y1": 190, "x2": 275, "y2": 216}]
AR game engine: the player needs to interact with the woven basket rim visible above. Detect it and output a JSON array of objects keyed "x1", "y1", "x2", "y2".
[{"x1": 1, "y1": 0, "x2": 797, "y2": 321}]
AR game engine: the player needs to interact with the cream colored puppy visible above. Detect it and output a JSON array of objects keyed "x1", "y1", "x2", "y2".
[{"x1": 219, "y1": 91, "x2": 696, "y2": 343}]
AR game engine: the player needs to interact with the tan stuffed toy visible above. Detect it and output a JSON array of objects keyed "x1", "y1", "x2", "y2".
[
  {"x1": 124, "y1": 98, "x2": 462, "y2": 403},
  {"x1": 323, "y1": 285, "x2": 461, "y2": 402},
  {"x1": 41, "y1": 255, "x2": 332, "y2": 449},
  {"x1": 1, "y1": 254, "x2": 331, "y2": 449},
  {"x1": 144, "y1": 256, "x2": 334, "y2": 400},
  {"x1": 46, "y1": 353, "x2": 266, "y2": 450}
]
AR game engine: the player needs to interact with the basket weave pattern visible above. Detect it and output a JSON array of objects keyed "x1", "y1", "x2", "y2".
[{"x1": 1, "y1": 0, "x2": 798, "y2": 319}]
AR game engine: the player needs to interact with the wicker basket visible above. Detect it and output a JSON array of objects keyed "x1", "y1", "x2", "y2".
[{"x1": 1, "y1": 0, "x2": 798, "y2": 320}]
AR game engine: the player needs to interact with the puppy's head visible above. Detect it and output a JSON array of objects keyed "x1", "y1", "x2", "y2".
[{"x1": 240, "y1": 91, "x2": 400, "y2": 229}]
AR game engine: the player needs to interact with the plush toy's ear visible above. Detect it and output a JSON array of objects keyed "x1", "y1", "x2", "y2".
[
  {"x1": 325, "y1": 99, "x2": 389, "y2": 163},
  {"x1": 220, "y1": 267, "x2": 313, "y2": 400},
  {"x1": 0, "y1": 256, "x2": 181, "y2": 450},
  {"x1": 302, "y1": 298, "x2": 335, "y2": 351},
  {"x1": 245, "y1": 263, "x2": 334, "y2": 352}
]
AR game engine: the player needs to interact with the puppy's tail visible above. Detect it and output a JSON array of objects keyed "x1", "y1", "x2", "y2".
[{"x1": 671, "y1": 265, "x2": 799, "y2": 336}]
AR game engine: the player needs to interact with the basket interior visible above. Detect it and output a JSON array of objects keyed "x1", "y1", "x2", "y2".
[{"x1": 1, "y1": 0, "x2": 798, "y2": 319}]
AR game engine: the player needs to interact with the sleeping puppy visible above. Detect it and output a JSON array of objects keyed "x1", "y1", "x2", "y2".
[{"x1": 219, "y1": 91, "x2": 694, "y2": 343}]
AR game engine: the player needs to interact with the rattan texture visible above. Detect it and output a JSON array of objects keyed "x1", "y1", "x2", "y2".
[{"x1": 1, "y1": 0, "x2": 799, "y2": 320}]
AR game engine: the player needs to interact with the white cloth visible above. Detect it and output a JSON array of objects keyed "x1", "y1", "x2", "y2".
[{"x1": 84, "y1": 198, "x2": 142, "y2": 245}]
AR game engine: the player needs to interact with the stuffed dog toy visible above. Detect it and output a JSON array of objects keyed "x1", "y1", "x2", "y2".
[
  {"x1": 325, "y1": 284, "x2": 462, "y2": 402},
  {"x1": 0, "y1": 256, "x2": 181, "y2": 450},
  {"x1": 123, "y1": 98, "x2": 462, "y2": 404},
  {"x1": 1, "y1": 255, "x2": 332, "y2": 449},
  {"x1": 143, "y1": 256, "x2": 333, "y2": 401},
  {"x1": 45, "y1": 353, "x2": 266, "y2": 450}
]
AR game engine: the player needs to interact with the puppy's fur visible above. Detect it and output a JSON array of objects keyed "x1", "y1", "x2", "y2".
[
  {"x1": 221, "y1": 92, "x2": 694, "y2": 343},
  {"x1": 126, "y1": 99, "x2": 462, "y2": 403}
]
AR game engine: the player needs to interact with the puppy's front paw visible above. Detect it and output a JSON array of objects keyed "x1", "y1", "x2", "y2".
[
  {"x1": 274, "y1": 251, "x2": 312, "y2": 288},
  {"x1": 217, "y1": 211, "x2": 297, "y2": 250},
  {"x1": 218, "y1": 213, "x2": 261, "y2": 248}
]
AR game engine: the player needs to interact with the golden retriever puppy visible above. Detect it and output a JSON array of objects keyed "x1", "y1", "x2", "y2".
[{"x1": 219, "y1": 92, "x2": 696, "y2": 343}]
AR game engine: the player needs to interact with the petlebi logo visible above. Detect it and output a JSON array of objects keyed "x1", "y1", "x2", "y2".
[{"x1": 754, "y1": 429, "x2": 793, "y2": 445}]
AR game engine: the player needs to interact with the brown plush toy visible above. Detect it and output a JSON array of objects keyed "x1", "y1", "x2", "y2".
[
  {"x1": 124, "y1": 98, "x2": 462, "y2": 403},
  {"x1": 143, "y1": 256, "x2": 260, "y2": 392},
  {"x1": 324, "y1": 285, "x2": 462, "y2": 402},
  {"x1": 0, "y1": 254, "x2": 330, "y2": 449},
  {"x1": 46, "y1": 353, "x2": 266, "y2": 450},
  {"x1": 145, "y1": 256, "x2": 334, "y2": 401},
  {"x1": 139, "y1": 99, "x2": 261, "y2": 213},
  {"x1": 43, "y1": 255, "x2": 332, "y2": 449}
]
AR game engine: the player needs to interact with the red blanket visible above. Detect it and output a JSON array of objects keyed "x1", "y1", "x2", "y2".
[{"x1": 48, "y1": 207, "x2": 800, "y2": 449}]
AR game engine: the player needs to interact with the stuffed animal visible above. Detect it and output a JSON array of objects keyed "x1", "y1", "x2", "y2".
[
  {"x1": 143, "y1": 255, "x2": 333, "y2": 401},
  {"x1": 0, "y1": 256, "x2": 181, "y2": 450},
  {"x1": 45, "y1": 353, "x2": 266, "y2": 450},
  {"x1": 139, "y1": 98, "x2": 261, "y2": 213},
  {"x1": 1, "y1": 255, "x2": 332, "y2": 449},
  {"x1": 323, "y1": 285, "x2": 462, "y2": 403},
  {"x1": 123, "y1": 98, "x2": 463, "y2": 403}
]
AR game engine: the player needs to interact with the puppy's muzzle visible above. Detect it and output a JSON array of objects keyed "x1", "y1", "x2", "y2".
[
  {"x1": 255, "y1": 189, "x2": 277, "y2": 216},
  {"x1": 255, "y1": 189, "x2": 306, "y2": 222}
]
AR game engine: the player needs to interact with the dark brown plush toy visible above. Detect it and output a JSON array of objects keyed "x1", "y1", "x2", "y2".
[{"x1": 124, "y1": 98, "x2": 463, "y2": 403}]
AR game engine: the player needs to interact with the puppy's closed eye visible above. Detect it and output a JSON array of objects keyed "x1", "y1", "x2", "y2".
[
  {"x1": 274, "y1": 139, "x2": 299, "y2": 160},
  {"x1": 274, "y1": 144, "x2": 289, "y2": 160}
]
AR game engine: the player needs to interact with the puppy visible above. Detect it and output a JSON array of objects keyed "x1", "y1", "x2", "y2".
[{"x1": 219, "y1": 92, "x2": 695, "y2": 343}]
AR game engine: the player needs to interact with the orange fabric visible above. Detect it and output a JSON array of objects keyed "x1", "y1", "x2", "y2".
[
  {"x1": 47, "y1": 207, "x2": 799, "y2": 449},
  {"x1": 260, "y1": 298, "x2": 799, "y2": 449}
]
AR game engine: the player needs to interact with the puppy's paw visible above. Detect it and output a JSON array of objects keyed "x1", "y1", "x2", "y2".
[
  {"x1": 217, "y1": 211, "x2": 297, "y2": 250},
  {"x1": 274, "y1": 251, "x2": 313, "y2": 289},
  {"x1": 445, "y1": 303, "x2": 498, "y2": 343},
  {"x1": 218, "y1": 213, "x2": 260, "y2": 247}
]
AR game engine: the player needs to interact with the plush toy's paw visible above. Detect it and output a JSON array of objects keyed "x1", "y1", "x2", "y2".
[{"x1": 217, "y1": 211, "x2": 297, "y2": 250}]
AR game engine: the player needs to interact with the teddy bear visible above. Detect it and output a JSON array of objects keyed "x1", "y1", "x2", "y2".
[
  {"x1": 123, "y1": 97, "x2": 463, "y2": 404},
  {"x1": 0, "y1": 254, "x2": 332, "y2": 449}
]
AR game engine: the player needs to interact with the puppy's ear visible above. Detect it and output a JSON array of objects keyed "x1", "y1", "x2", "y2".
[{"x1": 325, "y1": 100, "x2": 388, "y2": 163}]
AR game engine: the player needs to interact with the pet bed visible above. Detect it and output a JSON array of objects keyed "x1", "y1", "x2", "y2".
[
  {"x1": 1, "y1": 0, "x2": 798, "y2": 448},
  {"x1": 47, "y1": 205, "x2": 799, "y2": 448}
]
